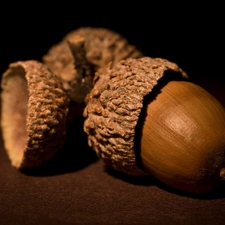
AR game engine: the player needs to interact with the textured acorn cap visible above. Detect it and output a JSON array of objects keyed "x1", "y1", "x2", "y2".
[
  {"x1": 83, "y1": 57, "x2": 188, "y2": 176},
  {"x1": 1, "y1": 60, "x2": 69, "y2": 169},
  {"x1": 43, "y1": 27, "x2": 143, "y2": 103}
]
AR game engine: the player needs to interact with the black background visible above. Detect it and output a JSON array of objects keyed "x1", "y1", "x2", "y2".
[
  {"x1": 0, "y1": 2, "x2": 224, "y2": 81},
  {"x1": 0, "y1": 3, "x2": 225, "y2": 225}
]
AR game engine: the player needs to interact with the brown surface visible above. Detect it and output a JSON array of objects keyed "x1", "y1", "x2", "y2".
[{"x1": 0, "y1": 76, "x2": 225, "y2": 225}]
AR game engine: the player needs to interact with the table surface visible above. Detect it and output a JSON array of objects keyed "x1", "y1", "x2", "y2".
[{"x1": 0, "y1": 76, "x2": 225, "y2": 225}]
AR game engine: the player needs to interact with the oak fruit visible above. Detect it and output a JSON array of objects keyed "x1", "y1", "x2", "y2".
[
  {"x1": 84, "y1": 57, "x2": 225, "y2": 193},
  {"x1": 141, "y1": 80, "x2": 225, "y2": 193}
]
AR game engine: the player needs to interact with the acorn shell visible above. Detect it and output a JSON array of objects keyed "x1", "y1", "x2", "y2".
[
  {"x1": 83, "y1": 57, "x2": 188, "y2": 176},
  {"x1": 43, "y1": 27, "x2": 143, "y2": 103},
  {"x1": 1, "y1": 60, "x2": 69, "y2": 169}
]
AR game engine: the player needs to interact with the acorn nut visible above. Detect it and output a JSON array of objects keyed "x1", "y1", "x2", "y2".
[
  {"x1": 83, "y1": 57, "x2": 225, "y2": 193},
  {"x1": 43, "y1": 27, "x2": 143, "y2": 104},
  {"x1": 1, "y1": 60, "x2": 69, "y2": 170}
]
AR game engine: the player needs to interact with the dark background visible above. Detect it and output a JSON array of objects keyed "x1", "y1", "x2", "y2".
[
  {"x1": 1, "y1": 3, "x2": 225, "y2": 225},
  {"x1": 0, "y1": 2, "x2": 224, "y2": 81}
]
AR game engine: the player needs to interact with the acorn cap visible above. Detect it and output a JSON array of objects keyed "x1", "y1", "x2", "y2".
[
  {"x1": 83, "y1": 57, "x2": 188, "y2": 176},
  {"x1": 1, "y1": 60, "x2": 69, "y2": 169},
  {"x1": 43, "y1": 27, "x2": 143, "y2": 103}
]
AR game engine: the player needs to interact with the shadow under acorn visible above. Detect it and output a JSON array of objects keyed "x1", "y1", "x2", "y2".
[
  {"x1": 22, "y1": 105, "x2": 99, "y2": 177},
  {"x1": 105, "y1": 166, "x2": 225, "y2": 200}
]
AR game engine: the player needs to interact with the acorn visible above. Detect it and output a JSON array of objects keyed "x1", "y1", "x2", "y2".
[
  {"x1": 43, "y1": 27, "x2": 143, "y2": 104},
  {"x1": 1, "y1": 60, "x2": 69, "y2": 169},
  {"x1": 83, "y1": 57, "x2": 225, "y2": 193}
]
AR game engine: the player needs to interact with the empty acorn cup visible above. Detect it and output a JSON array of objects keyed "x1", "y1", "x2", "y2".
[
  {"x1": 1, "y1": 60, "x2": 69, "y2": 170},
  {"x1": 83, "y1": 57, "x2": 225, "y2": 193},
  {"x1": 43, "y1": 27, "x2": 143, "y2": 104}
]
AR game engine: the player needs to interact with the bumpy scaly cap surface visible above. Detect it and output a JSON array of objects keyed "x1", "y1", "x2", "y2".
[
  {"x1": 43, "y1": 27, "x2": 143, "y2": 103},
  {"x1": 84, "y1": 57, "x2": 188, "y2": 176},
  {"x1": 1, "y1": 60, "x2": 69, "y2": 169}
]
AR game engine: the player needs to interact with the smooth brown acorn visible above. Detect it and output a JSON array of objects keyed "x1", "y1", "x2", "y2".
[{"x1": 83, "y1": 57, "x2": 225, "y2": 193}]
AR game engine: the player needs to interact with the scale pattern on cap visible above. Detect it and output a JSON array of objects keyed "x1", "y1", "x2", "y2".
[
  {"x1": 84, "y1": 57, "x2": 187, "y2": 176},
  {"x1": 43, "y1": 27, "x2": 143, "y2": 103},
  {"x1": 1, "y1": 60, "x2": 69, "y2": 169}
]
